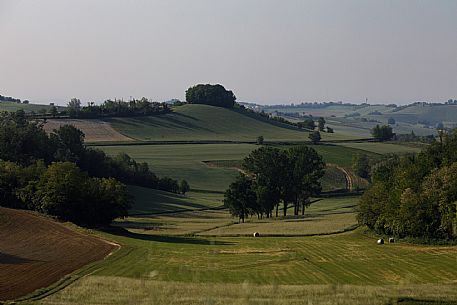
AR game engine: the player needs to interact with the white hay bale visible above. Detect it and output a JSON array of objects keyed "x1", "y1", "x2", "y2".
[
  {"x1": 377, "y1": 238, "x2": 384, "y2": 245},
  {"x1": 253, "y1": 232, "x2": 260, "y2": 237},
  {"x1": 389, "y1": 237, "x2": 395, "y2": 243}
]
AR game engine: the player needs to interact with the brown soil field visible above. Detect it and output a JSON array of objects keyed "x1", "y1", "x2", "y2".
[
  {"x1": 44, "y1": 119, "x2": 133, "y2": 142},
  {"x1": 0, "y1": 208, "x2": 117, "y2": 301}
]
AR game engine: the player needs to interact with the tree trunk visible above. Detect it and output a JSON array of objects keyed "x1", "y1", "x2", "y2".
[
  {"x1": 302, "y1": 202, "x2": 305, "y2": 215},
  {"x1": 276, "y1": 205, "x2": 279, "y2": 217},
  {"x1": 283, "y1": 202, "x2": 287, "y2": 217}
]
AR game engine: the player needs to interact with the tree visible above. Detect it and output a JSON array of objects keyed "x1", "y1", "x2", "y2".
[
  {"x1": 371, "y1": 125, "x2": 394, "y2": 141},
  {"x1": 308, "y1": 131, "x2": 321, "y2": 144},
  {"x1": 318, "y1": 117, "x2": 325, "y2": 131},
  {"x1": 186, "y1": 84, "x2": 236, "y2": 108},
  {"x1": 179, "y1": 179, "x2": 190, "y2": 195},
  {"x1": 326, "y1": 127, "x2": 334, "y2": 133},
  {"x1": 300, "y1": 118, "x2": 315, "y2": 130},
  {"x1": 51, "y1": 125, "x2": 85, "y2": 163},
  {"x1": 256, "y1": 135, "x2": 264, "y2": 145},
  {"x1": 67, "y1": 98, "x2": 81, "y2": 117},
  {"x1": 224, "y1": 174, "x2": 257, "y2": 223},
  {"x1": 352, "y1": 154, "x2": 370, "y2": 179},
  {"x1": 387, "y1": 117, "x2": 396, "y2": 125},
  {"x1": 243, "y1": 147, "x2": 288, "y2": 217},
  {"x1": 50, "y1": 106, "x2": 58, "y2": 117},
  {"x1": 285, "y1": 146, "x2": 325, "y2": 215}
]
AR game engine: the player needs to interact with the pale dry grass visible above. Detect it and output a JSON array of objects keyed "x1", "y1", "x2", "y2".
[
  {"x1": 35, "y1": 276, "x2": 457, "y2": 305},
  {"x1": 44, "y1": 119, "x2": 133, "y2": 142}
]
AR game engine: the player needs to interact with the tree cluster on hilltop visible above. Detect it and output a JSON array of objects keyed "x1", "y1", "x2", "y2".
[
  {"x1": 224, "y1": 146, "x2": 325, "y2": 222},
  {"x1": 186, "y1": 84, "x2": 236, "y2": 108},
  {"x1": 0, "y1": 110, "x2": 189, "y2": 226},
  {"x1": 65, "y1": 98, "x2": 171, "y2": 119},
  {"x1": 358, "y1": 129, "x2": 457, "y2": 239}
]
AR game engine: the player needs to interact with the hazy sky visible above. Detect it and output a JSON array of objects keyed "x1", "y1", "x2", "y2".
[{"x1": 1, "y1": 0, "x2": 456, "y2": 105}]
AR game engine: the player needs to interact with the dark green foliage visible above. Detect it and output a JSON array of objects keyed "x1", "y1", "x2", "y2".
[
  {"x1": 67, "y1": 97, "x2": 170, "y2": 119},
  {"x1": 358, "y1": 129, "x2": 457, "y2": 239},
  {"x1": 158, "y1": 177, "x2": 180, "y2": 193},
  {"x1": 318, "y1": 117, "x2": 325, "y2": 131},
  {"x1": 352, "y1": 154, "x2": 370, "y2": 179},
  {"x1": 297, "y1": 118, "x2": 315, "y2": 130},
  {"x1": 371, "y1": 124, "x2": 395, "y2": 141},
  {"x1": 256, "y1": 135, "x2": 264, "y2": 145},
  {"x1": 224, "y1": 174, "x2": 257, "y2": 223},
  {"x1": 0, "y1": 95, "x2": 21, "y2": 103},
  {"x1": 308, "y1": 131, "x2": 321, "y2": 144},
  {"x1": 179, "y1": 180, "x2": 190, "y2": 195},
  {"x1": 326, "y1": 126, "x2": 334, "y2": 133},
  {"x1": 186, "y1": 84, "x2": 236, "y2": 108},
  {"x1": 239, "y1": 145, "x2": 325, "y2": 218}
]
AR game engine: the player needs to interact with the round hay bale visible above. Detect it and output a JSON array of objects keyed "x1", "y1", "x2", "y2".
[
  {"x1": 389, "y1": 237, "x2": 395, "y2": 243},
  {"x1": 253, "y1": 232, "x2": 260, "y2": 237},
  {"x1": 377, "y1": 238, "x2": 384, "y2": 245}
]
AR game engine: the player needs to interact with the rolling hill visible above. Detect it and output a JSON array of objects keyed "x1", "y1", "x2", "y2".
[{"x1": 104, "y1": 104, "x2": 363, "y2": 142}]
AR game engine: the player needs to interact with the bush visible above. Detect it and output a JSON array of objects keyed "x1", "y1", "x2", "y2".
[{"x1": 186, "y1": 84, "x2": 236, "y2": 108}]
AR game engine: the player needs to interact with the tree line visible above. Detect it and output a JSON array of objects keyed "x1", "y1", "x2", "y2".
[
  {"x1": 65, "y1": 98, "x2": 171, "y2": 118},
  {"x1": 224, "y1": 146, "x2": 325, "y2": 222},
  {"x1": 0, "y1": 110, "x2": 189, "y2": 226},
  {"x1": 358, "y1": 129, "x2": 457, "y2": 240}
]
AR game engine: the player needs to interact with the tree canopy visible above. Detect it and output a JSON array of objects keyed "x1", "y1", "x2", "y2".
[{"x1": 186, "y1": 84, "x2": 236, "y2": 108}]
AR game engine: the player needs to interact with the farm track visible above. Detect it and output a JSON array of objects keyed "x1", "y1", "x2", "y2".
[{"x1": 0, "y1": 208, "x2": 117, "y2": 301}]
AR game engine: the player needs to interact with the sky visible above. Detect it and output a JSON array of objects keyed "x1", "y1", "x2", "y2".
[{"x1": 0, "y1": 0, "x2": 456, "y2": 105}]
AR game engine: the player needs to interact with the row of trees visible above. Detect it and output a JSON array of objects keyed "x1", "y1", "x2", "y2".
[
  {"x1": 0, "y1": 110, "x2": 189, "y2": 225},
  {"x1": 371, "y1": 124, "x2": 395, "y2": 141},
  {"x1": 66, "y1": 98, "x2": 171, "y2": 118},
  {"x1": 224, "y1": 146, "x2": 325, "y2": 222},
  {"x1": 358, "y1": 129, "x2": 457, "y2": 239}
]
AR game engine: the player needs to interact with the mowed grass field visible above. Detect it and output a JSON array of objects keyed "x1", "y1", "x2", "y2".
[
  {"x1": 105, "y1": 104, "x2": 365, "y2": 141},
  {"x1": 20, "y1": 195, "x2": 457, "y2": 305},
  {"x1": 0, "y1": 101, "x2": 65, "y2": 113},
  {"x1": 336, "y1": 142, "x2": 422, "y2": 154}
]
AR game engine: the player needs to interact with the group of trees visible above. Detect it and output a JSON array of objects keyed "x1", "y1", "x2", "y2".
[
  {"x1": 224, "y1": 146, "x2": 325, "y2": 222},
  {"x1": 371, "y1": 125, "x2": 395, "y2": 141},
  {"x1": 0, "y1": 110, "x2": 188, "y2": 225},
  {"x1": 0, "y1": 95, "x2": 22, "y2": 103},
  {"x1": 66, "y1": 98, "x2": 171, "y2": 118},
  {"x1": 358, "y1": 129, "x2": 457, "y2": 239},
  {"x1": 186, "y1": 84, "x2": 236, "y2": 108}
]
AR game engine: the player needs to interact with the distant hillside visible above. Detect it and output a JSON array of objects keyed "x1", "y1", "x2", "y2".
[
  {"x1": 105, "y1": 104, "x2": 362, "y2": 142},
  {"x1": 0, "y1": 101, "x2": 65, "y2": 113}
]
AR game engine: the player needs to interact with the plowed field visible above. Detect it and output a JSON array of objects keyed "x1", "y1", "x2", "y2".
[{"x1": 0, "y1": 208, "x2": 117, "y2": 301}]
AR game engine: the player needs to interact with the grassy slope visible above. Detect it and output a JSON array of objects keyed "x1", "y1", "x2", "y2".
[
  {"x1": 0, "y1": 101, "x2": 65, "y2": 113},
  {"x1": 106, "y1": 104, "x2": 363, "y2": 141},
  {"x1": 337, "y1": 142, "x2": 422, "y2": 154}
]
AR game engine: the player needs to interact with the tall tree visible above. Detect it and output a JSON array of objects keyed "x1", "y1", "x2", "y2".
[
  {"x1": 317, "y1": 117, "x2": 326, "y2": 131},
  {"x1": 186, "y1": 84, "x2": 236, "y2": 108},
  {"x1": 224, "y1": 174, "x2": 257, "y2": 223},
  {"x1": 308, "y1": 131, "x2": 321, "y2": 144}
]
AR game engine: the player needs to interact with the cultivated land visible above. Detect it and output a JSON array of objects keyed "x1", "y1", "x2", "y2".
[
  {"x1": 0, "y1": 101, "x2": 65, "y2": 113},
  {"x1": 44, "y1": 119, "x2": 133, "y2": 142},
  {"x1": 0, "y1": 207, "x2": 116, "y2": 301},
  {"x1": 8, "y1": 102, "x2": 457, "y2": 305}
]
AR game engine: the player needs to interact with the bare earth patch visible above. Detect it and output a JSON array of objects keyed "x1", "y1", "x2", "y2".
[
  {"x1": 44, "y1": 119, "x2": 133, "y2": 142},
  {"x1": 0, "y1": 208, "x2": 117, "y2": 301}
]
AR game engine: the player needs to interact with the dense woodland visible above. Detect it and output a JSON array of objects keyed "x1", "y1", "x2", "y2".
[
  {"x1": 358, "y1": 129, "x2": 457, "y2": 240},
  {"x1": 0, "y1": 110, "x2": 187, "y2": 226}
]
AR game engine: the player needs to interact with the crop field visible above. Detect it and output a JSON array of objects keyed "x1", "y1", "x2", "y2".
[
  {"x1": 336, "y1": 142, "x2": 422, "y2": 154},
  {"x1": 106, "y1": 104, "x2": 363, "y2": 141},
  {"x1": 0, "y1": 207, "x2": 116, "y2": 301},
  {"x1": 44, "y1": 119, "x2": 133, "y2": 142}
]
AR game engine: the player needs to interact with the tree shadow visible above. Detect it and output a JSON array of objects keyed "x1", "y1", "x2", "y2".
[
  {"x1": 103, "y1": 227, "x2": 235, "y2": 246},
  {"x1": 0, "y1": 252, "x2": 35, "y2": 264}
]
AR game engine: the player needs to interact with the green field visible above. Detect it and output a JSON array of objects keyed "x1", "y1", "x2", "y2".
[
  {"x1": 336, "y1": 142, "x2": 422, "y2": 154},
  {"x1": 0, "y1": 101, "x2": 65, "y2": 113},
  {"x1": 105, "y1": 104, "x2": 365, "y2": 142}
]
